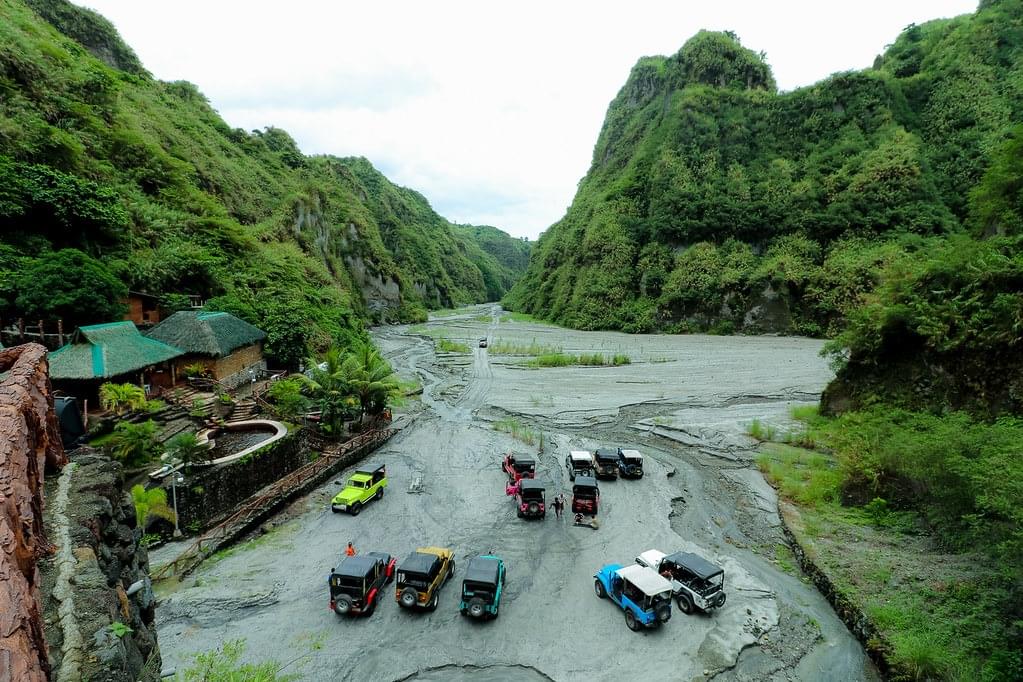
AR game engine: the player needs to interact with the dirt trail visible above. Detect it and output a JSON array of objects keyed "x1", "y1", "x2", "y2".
[{"x1": 155, "y1": 305, "x2": 877, "y2": 681}]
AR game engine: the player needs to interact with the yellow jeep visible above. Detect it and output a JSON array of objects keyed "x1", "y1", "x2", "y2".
[{"x1": 395, "y1": 546, "x2": 455, "y2": 611}]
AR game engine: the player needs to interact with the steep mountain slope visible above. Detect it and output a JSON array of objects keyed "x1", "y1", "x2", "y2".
[
  {"x1": 507, "y1": 5, "x2": 1023, "y2": 337},
  {"x1": 0, "y1": 0, "x2": 526, "y2": 366}
]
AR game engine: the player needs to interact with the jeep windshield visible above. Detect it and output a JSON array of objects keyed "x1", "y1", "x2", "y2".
[
  {"x1": 511, "y1": 458, "x2": 535, "y2": 472},
  {"x1": 396, "y1": 571, "x2": 431, "y2": 589},
  {"x1": 462, "y1": 579, "x2": 496, "y2": 595},
  {"x1": 346, "y1": 478, "x2": 369, "y2": 488},
  {"x1": 330, "y1": 574, "x2": 365, "y2": 591}
]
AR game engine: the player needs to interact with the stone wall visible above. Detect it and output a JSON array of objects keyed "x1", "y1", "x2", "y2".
[
  {"x1": 40, "y1": 450, "x2": 161, "y2": 682},
  {"x1": 171, "y1": 430, "x2": 305, "y2": 529},
  {"x1": 0, "y1": 343, "x2": 66, "y2": 682}
]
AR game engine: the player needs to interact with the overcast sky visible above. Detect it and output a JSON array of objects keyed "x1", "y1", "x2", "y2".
[{"x1": 83, "y1": 0, "x2": 978, "y2": 239}]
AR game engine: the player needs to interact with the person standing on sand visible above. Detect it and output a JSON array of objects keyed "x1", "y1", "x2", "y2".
[{"x1": 345, "y1": 542, "x2": 356, "y2": 556}]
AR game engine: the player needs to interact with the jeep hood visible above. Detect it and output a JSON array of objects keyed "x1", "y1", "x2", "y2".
[{"x1": 333, "y1": 488, "x2": 362, "y2": 504}]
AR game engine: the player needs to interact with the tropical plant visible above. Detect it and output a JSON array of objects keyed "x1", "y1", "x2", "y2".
[
  {"x1": 338, "y1": 342, "x2": 401, "y2": 422},
  {"x1": 13, "y1": 249, "x2": 127, "y2": 328},
  {"x1": 265, "y1": 377, "x2": 311, "y2": 421},
  {"x1": 130, "y1": 483, "x2": 176, "y2": 529},
  {"x1": 176, "y1": 639, "x2": 299, "y2": 682},
  {"x1": 106, "y1": 420, "x2": 160, "y2": 466},
  {"x1": 166, "y1": 432, "x2": 208, "y2": 467},
  {"x1": 182, "y1": 363, "x2": 208, "y2": 379},
  {"x1": 98, "y1": 382, "x2": 148, "y2": 415},
  {"x1": 301, "y1": 347, "x2": 357, "y2": 436}
]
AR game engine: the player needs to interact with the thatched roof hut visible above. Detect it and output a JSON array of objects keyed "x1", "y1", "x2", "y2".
[{"x1": 145, "y1": 311, "x2": 265, "y2": 358}]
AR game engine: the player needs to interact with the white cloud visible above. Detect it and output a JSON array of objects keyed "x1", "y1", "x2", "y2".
[{"x1": 82, "y1": 0, "x2": 978, "y2": 238}]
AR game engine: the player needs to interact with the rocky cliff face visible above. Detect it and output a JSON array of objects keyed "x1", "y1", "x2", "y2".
[
  {"x1": 40, "y1": 450, "x2": 161, "y2": 682},
  {"x1": 0, "y1": 343, "x2": 66, "y2": 682}
]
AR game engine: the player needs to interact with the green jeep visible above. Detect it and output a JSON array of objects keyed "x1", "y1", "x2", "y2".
[{"x1": 331, "y1": 464, "x2": 387, "y2": 515}]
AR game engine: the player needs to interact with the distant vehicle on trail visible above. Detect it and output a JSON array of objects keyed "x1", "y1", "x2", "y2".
[
  {"x1": 566, "y1": 450, "x2": 594, "y2": 481},
  {"x1": 502, "y1": 453, "x2": 535, "y2": 483},
  {"x1": 617, "y1": 448, "x2": 643, "y2": 478},
  {"x1": 593, "y1": 449, "x2": 619, "y2": 480}
]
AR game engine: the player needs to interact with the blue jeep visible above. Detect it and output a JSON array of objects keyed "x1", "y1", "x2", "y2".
[
  {"x1": 594, "y1": 563, "x2": 673, "y2": 631},
  {"x1": 459, "y1": 555, "x2": 505, "y2": 620}
]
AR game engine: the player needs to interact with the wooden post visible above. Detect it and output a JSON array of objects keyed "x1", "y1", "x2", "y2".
[
  {"x1": 37, "y1": 320, "x2": 44, "y2": 343},
  {"x1": 17, "y1": 318, "x2": 24, "y2": 341}
]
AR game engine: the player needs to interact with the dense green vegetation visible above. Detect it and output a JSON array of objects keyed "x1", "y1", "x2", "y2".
[
  {"x1": 0, "y1": 0, "x2": 528, "y2": 366},
  {"x1": 507, "y1": 8, "x2": 1023, "y2": 339},
  {"x1": 755, "y1": 408, "x2": 1022, "y2": 680}
]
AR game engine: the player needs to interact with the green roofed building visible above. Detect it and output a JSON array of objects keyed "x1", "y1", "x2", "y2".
[
  {"x1": 48, "y1": 321, "x2": 183, "y2": 399},
  {"x1": 145, "y1": 310, "x2": 266, "y2": 389}
]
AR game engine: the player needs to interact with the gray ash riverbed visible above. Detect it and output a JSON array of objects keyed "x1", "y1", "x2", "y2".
[{"x1": 154, "y1": 304, "x2": 878, "y2": 682}]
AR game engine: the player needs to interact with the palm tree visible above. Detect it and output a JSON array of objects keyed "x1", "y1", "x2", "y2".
[
  {"x1": 302, "y1": 348, "x2": 358, "y2": 436},
  {"x1": 130, "y1": 484, "x2": 176, "y2": 529},
  {"x1": 340, "y1": 342, "x2": 401, "y2": 423},
  {"x1": 166, "y1": 432, "x2": 209, "y2": 467},
  {"x1": 107, "y1": 420, "x2": 160, "y2": 466},
  {"x1": 99, "y1": 382, "x2": 147, "y2": 415}
]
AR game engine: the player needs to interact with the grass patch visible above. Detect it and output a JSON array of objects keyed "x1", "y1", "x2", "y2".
[
  {"x1": 492, "y1": 417, "x2": 539, "y2": 446},
  {"x1": 436, "y1": 338, "x2": 470, "y2": 353},
  {"x1": 498, "y1": 311, "x2": 556, "y2": 325},
  {"x1": 747, "y1": 418, "x2": 778, "y2": 442},
  {"x1": 756, "y1": 443, "x2": 842, "y2": 509},
  {"x1": 488, "y1": 338, "x2": 562, "y2": 356},
  {"x1": 773, "y1": 543, "x2": 798, "y2": 575},
  {"x1": 525, "y1": 352, "x2": 632, "y2": 368}
]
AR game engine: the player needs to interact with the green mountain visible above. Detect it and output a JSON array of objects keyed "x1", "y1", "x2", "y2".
[
  {"x1": 0, "y1": 0, "x2": 528, "y2": 367},
  {"x1": 507, "y1": 4, "x2": 1022, "y2": 343}
]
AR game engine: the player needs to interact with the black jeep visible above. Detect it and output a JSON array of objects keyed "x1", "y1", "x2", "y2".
[
  {"x1": 328, "y1": 551, "x2": 396, "y2": 617},
  {"x1": 593, "y1": 449, "x2": 619, "y2": 480},
  {"x1": 515, "y1": 479, "x2": 546, "y2": 518}
]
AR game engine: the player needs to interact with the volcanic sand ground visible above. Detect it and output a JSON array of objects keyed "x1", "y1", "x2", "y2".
[{"x1": 153, "y1": 305, "x2": 878, "y2": 682}]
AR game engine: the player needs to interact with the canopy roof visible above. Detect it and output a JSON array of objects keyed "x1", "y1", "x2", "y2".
[
  {"x1": 664, "y1": 552, "x2": 723, "y2": 579},
  {"x1": 146, "y1": 310, "x2": 265, "y2": 358},
  {"x1": 616, "y1": 564, "x2": 673, "y2": 596},
  {"x1": 464, "y1": 556, "x2": 501, "y2": 585},
  {"x1": 573, "y1": 475, "x2": 598, "y2": 489},
  {"x1": 569, "y1": 451, "x2": 592, "y2": 462},
  {"x1": 333, "y1": 555, "x2": 377, "y2": 579},
  {"x1": 620, "y1": 449, "x2": 643, "y2": 461},
  {"x1": 519, "y1": 479, "x2": 545, "y2": 491},
  {"x1": 399, "y1": 551, "x2": 440, "y2": 577},
  {"x1": 49, "y1": 321, "x2": 183, "y2": 380},
  {"x1": 594, "y1": 449, "x2": 618, "y2": 461}
]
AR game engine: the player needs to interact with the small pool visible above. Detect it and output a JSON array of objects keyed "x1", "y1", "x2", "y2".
[{"x1": 195, "y1": 420, "x2": 288, "y2": 465}]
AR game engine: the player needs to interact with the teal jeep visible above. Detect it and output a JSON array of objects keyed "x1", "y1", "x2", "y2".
[
  {"x1": 331, "y1": 464, "x2": 387, "y2": 515},
  {"x1": 459, "y1": 555, "x2": 505, "y2": 620}
]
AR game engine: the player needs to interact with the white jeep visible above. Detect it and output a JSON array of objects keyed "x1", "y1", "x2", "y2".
[{"x1": 635, "y1": 549, "x2": 727, "y2": 614}]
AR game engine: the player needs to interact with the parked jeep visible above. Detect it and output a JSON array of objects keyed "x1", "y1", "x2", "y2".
[
  {"x1": 331, "y1": 464, "x2": 387, "y2": 515},
  {"x1": 479, "y1": 337, "x2": 488, "y2": 348},
  {"x1": 565, "y1": 450, "x2": 594, "y2": 481},
  {"x1": 593, "y1": 449, "x2": 619, "y2": 480},
  {"x1": 501, "y1": 453, "x2": 536, "y2": 483},
  {"x1": 617, "y1": 448, "x2": 643, "y2": 478},
  {"x1": 635, "y1": 549, "x2": 726, "y2": 614},
  {"x1": 395, "y1": 547, "x2": 455, "y2": 611},
  {"x1": 594, "y1": 563, "x2": 673, "y2": 631},
  {"x1": 459, "y1": 555, "x2": 505, "y2": 620},
  {"x1": 571, "y1": 475, "x2": 599, "y2": 514},
  {"x1": 515, "y1": 479, "x2": 546, "y2": 518},
  {"x1": 328, "y1": 551, "x2": 396, "y2": 617}
]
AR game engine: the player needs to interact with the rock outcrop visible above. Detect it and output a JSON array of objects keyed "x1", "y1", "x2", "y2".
[{"x1": 0, "y1": 343, "x2": 66, "y2": 682}]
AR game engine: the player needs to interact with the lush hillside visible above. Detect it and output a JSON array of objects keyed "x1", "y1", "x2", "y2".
[
  {"x1": 0, "y1": 0, "x2": 524, "y2": 367},
  {"x1": 507, "y1": 6, "x2": 1023, "y2": 337},
  {"x1": 452, "y1": 224, "x2": 532, "y2": 297}
]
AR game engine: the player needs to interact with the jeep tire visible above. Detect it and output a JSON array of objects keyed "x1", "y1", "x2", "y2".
[
  {"x1": 468, "y1": 597, "x2": 486, "y2": 619},
  {"x1": 517, "y1": 508, "x2": 523, "y2": 518},
  {"x1": 334, "y1": 595, "x2": 353, "y2": 615},
  {"x1": 677, "y1": 593, "x2": 694, "y2": 614},
  {"x1": 625, "y1": 610, "x2": 641, "y2": 632},
  {"x1": 446, "y1": 561, "x2": 455, "y2": 582},
  {"x1": 351, "y1": 502, "x2": 362, "y2": 516},
  {"x1": 376, "y1": 487, "x2": 384, "y2": 500},
  {"x1": 426, "y1": 591, "x2": 439, "y2": 611},
  {"x1": 399, "y1": 587, "x2": 418, "y2": 609},
  {"x1": 594, "y1": 579, "x2": 607, "y2": 599}
]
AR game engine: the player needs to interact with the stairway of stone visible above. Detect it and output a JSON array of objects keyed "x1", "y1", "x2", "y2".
[{"x1": 226, "y1": 397, "x2": 261, "y2": 423}]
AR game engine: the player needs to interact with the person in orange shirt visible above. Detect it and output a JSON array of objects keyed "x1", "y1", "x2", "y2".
[{"x1": 345, "y1": 542, "x2": 356, "y2": 557}]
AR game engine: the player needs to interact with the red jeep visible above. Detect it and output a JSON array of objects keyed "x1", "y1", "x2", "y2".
[
  {"x1": 515, "y1": 479, "x2": 546, "y2": 519},
  {"x1": 571, "y1": 475, "x2": 599, "y2": 514},
  {"x1": 501, "y1": 453, "x2": 536, "y2": 483}
]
